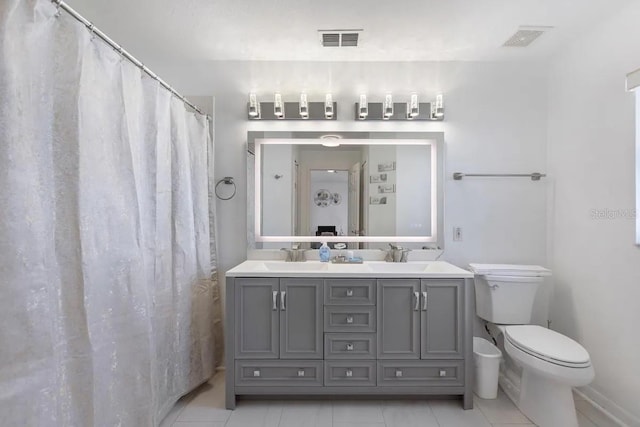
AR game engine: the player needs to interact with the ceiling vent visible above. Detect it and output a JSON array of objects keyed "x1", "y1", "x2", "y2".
[
  {"x1": 319, "y1": 29, "x2": 362, "y2": 47},
  {"x1": 503, "y1": 26, "x2": 553, "y2": 47}
]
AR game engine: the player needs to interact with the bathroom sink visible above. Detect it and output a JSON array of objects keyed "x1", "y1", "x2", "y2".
[
  {"x1": 261, "y1": 261, "x2": 329, "y2": 272},
  {"x1": 366, "y1": 262, "x2": 430, "y2": 273}
]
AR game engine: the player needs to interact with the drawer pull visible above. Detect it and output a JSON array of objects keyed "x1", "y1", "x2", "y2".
[
  {"x1": 281, "y1": 291, "x2": 286, "y2": 311},
  {"x1": 346, "y1": 369, "x2": 353, "y2": 377},
  {"x1": 253, "y1": 369, "x2": 261, "y2": 377},
  {"x1": 346, "y1": 315, "x2": 354, "y2": 324},
  {"x1": 439, "y1": 369, "x2": 447, "y2": 377},
  {"x1": 272, "y1": 291, "x2": 278, "y2": 311},
  {"x1": 297, "y1": 369, "x2": 305, "y2": 377},
  {"x1": 395, "y1": 369, "x2": 403, "y2": 378},
  {"x1": 346, "y1": 343, "x2": 354, "y2": 351},
  {"x1": 414, "y1": 291, "x2": 420, "y2": 311},
  {"x1": 422, "y1": 291, "x2": 428, "y2": 311},
  {"x1": 346, "y1": 289, "x2": 354, "y2": 297}
]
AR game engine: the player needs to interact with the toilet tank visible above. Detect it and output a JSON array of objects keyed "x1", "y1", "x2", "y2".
[{"x1": 474, "y1": 274, "x2": 543, "y2": 324}]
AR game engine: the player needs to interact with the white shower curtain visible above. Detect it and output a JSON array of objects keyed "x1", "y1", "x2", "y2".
[{"x1": 0, "y1": 1, "x2": 219, "y2": 425}]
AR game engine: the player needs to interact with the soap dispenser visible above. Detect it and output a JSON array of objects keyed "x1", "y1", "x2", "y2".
[{"x1": 319, "y1": 242, "x2": 331, "y2": 262}]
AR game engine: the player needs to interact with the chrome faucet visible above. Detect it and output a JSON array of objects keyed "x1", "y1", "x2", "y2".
[
  {"x1": 281, "y1": 244, "x2": 307, "y2": 262},
  {"x1": 383, "y1": 244, "x2": 410, "y2": 262}
]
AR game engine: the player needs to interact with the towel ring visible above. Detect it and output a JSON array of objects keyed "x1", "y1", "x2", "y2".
[{"x1": 215, "y1": 177, "x2": 236, "y2": 200}]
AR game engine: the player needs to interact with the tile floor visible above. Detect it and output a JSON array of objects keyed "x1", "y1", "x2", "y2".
[{"x1": 159, "y1": 371, "x2": 614, "y2": 427}]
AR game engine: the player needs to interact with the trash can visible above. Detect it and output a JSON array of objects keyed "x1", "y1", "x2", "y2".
[{"x1": 473, "y1": 337, "x2": 502, "y2": 399}]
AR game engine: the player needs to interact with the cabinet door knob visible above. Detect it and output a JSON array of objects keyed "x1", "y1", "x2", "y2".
[
  {"x1": 346, "y1": 315, "x2": 354, "y2": 324},
  {"x1": 346, "y1": 369, "x2": 353, "y2": 377},
  {"x1": 253, "y1": 369, "x2": 261, "y2": 377},
  {"x1": 395, "y1": 369, "x2": 403, "y2": 378},
  {"x1": 346, "y1": 343, "x2": 354, "y2": 351},
  {"x1": 297, "y1": 369, "x2": 305, "y2": 377},
  {"x1": 346, "y1": 289, "x2": 354, "y2": 297},
  {"x1": 439, "y1": 369, "x2": 446, "y2": 377}
]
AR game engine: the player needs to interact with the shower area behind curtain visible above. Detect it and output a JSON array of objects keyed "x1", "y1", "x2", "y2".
[{"x1": 0, "y1": 1, "x2": 222, "y2": 425}]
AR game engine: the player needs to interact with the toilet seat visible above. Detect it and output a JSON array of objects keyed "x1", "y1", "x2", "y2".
[{"x1": 505, "y1": 325, "x2": 591, "y2": 368}]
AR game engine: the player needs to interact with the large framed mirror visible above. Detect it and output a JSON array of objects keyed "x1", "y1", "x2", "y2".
[{"x1": 247, "y1": 131, "x2": 444, "y2": 250}]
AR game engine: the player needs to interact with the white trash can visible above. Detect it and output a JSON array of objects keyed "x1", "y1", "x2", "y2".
[{"x1": 473, "y1": 337, "x2": 502, "y2": 399}]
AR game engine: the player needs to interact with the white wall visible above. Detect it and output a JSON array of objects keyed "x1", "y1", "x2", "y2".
[{"x1": 547, "y1": 2, "x2": 640, "y2": 424}]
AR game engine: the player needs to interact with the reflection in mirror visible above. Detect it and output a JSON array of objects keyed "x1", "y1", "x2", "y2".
[{"x1": 248, "y1": 132, "x2": 444, "y2": 250}]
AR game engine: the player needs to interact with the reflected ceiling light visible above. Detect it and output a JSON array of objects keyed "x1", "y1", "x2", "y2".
[
  {"x1": 358, "y1": 94, "x2": 368, "y2": 119},
  {"x1": 274, "y1": 93, "x2": 284, "y2": 118},
  {"x1": 324, "y1": 94, "x2": 334, "y2": 119},
  {"x1": 299, "y1": 93, "x2": 309, "y2": 119},
  {"x1": 327, "y1": 169, "x2": 336, "y2": 173},
  {"x1": 434, "y1": 94, "x2": 444, "y2": 118},
  {"x1": 248, "y1": 93, "x2": 260, "y2": 118},
  {"x1": 408, "y1": 93, "x2": 419, "y2": 118},
  {"x1": 320, "y1": 134, "x2": 341, "y2": 147},
  {"x1": 383, "y1": 93, "x2": 394, "y2": 119}
]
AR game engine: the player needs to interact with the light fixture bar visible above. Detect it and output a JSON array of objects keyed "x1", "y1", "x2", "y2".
[{"x1": 353, "y1": 101, "x2": 443, "y2": 121}]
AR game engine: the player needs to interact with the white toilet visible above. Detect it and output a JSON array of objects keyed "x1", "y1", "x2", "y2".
[{"x1": 470, "y1": 263, "x2": 594, "y2": 427}]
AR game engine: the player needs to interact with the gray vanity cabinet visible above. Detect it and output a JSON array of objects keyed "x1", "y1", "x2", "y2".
[
  {"x1": 377, "y1": 279, "x2": 421, "y2": 359},
  {"x1": 234, "y1": 278, "x2": 280, "y2": 359},
  {"x1": 234, "y1": 278, "x2": 323, "y2": 360},
  {"x1": 227, "y1": 275, "x2": 472, "y2": 411},
  {"x1": 421, "y1": 280, "x2": 464, "y2": 359},
  {"x1": 377, "y1": 279, "x2": 465, "y2": 360}
]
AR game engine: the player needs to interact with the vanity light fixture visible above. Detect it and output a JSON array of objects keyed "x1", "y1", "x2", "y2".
[
  {"x1": 248, "y1": 93, "x2": 260, "y2": 118},
  {"x1": 358, "y1": 94, "x2": 368, "y2": 119},
  {"x1": 299, "y1": 93, "x2": 309, "y2": 119},
  {"x1": 408, "y1": 93, "x2": 419, "y2": 119},
  {"x1": 274, "y1": 93, "x2": 284, "y2": 119},
  {"x1": 324, "y1": 94, "x2": 334, "y2": 119},
  {"x1": 383, "y1": 94, "x2": 394, "y2": 119},
  {"x1": 434, "y1": 94, "x2": 444, "y2": 118}
]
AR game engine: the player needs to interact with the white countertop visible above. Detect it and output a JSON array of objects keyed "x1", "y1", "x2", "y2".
[{"x1": 226, "y1": 260, "x2": 473, "y2": 279}]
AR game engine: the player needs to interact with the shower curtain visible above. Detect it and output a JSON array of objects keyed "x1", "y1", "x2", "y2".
[{"x1": 0, "y1": 1, "x2": 221, "y2": 425}]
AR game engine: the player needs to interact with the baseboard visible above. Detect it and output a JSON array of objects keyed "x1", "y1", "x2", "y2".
[{"x1": 574, "y1": 386, "x2": 640, "y2": 427}]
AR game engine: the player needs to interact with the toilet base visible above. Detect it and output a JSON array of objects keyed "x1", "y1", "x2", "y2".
[{"x1": 517, "y1": 369, "x2": 578, "y2": 427}]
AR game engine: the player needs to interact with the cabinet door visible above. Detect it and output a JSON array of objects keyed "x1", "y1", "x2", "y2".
[
  {"x1": 377, "y1": 279, "x2": 421, "y2": 359},
  {"x1": 420, "y1": 280, "x2": 464, "y2": 359},
  {"x1": 279, "y1": 278, "x2": 323, "y2": 359},
  {"x1": 234, "y1": 278, "x2": 279, "y2": 359}
]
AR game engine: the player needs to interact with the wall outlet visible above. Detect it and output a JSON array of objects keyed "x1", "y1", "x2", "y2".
[{"x1": 453, "y1": 227, "x2": 463, "y2": 241}]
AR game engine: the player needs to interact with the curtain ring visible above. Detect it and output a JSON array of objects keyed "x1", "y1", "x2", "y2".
[
  {"x1": 54, "y1": 0, "x2": 63, "y2": 17},
  {"x1": 215, "y1": 177, "x2": 236, "y2": 201},
  {"x1": 87, "y1": 23, "x2": 95, "y2": 40}
]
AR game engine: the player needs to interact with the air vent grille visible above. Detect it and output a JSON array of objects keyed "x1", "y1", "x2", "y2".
[
  {"x1": 502, "y1": 26, "x2": 553, "y2": 47},
  {"x1": 319, "y1": 29, "x2": 362, "y2": 47}
]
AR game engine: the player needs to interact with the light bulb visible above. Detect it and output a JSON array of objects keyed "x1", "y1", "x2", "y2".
[
  {"x1": 383, "y1": 94, "x2": 394, "y2": 118},
  {"x1": 324, "y1": 94, "x2": 334, "y2": 119},
  {"x1": 358, "y1": 94, "x2": 368, "y2": 119},
  {"x1": 409, "y1": 93, "x2": 419, "y2": 118},
  {"x1": 248, "y1": 93, "x2": 259, "y2": 118},
  {"x1": 299, "y1": 93, "x2": 309, "y2": 119},
  {"x1": 274, "y1": 93, "x2": 284, "y2": 118},
  {"x1": 435, "y1": 93, "x2": 444, "y2": 118}
]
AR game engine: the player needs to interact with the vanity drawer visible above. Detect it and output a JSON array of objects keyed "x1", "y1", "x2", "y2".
[
  {"x1": 324, "y1": 333, "x2": 376, "y2": 359},
  {"x1": 377, "y1": 360, "x2": 463, "y2": 387},
  {"x1": 324, "y1": 279, "x2": 376, "y2": 305},
  {"x1": 324, "y1": 361, "x2": 376, "y2": 386},
  {"x1": 235, "y1": 360, "x2": 323, "y2": 387},
  {"x1": 324, "y1": 306, "x2": 376, "y2": 333}
]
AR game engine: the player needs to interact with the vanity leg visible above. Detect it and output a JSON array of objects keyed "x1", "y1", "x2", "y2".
[{"x1": 463, "y1": 391, "x2": 473, "y2": 410}]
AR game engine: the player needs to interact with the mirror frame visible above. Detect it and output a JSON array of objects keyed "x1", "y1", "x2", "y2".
[{"x1": 248, "y1": 131, "x2": 445, "y2": 247}]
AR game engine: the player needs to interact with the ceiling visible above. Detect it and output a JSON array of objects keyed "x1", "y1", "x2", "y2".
[{"x1": 65, "y1": 0, "x2": 631, "y2": 63}]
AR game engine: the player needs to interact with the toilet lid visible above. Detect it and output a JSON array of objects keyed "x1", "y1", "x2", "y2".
[
  {"x1": 469, "y1": 263, "x2": 552, "y2": 277},
  {"x1": 505, "y1": 325, "x2": 591, "y2": 367}
]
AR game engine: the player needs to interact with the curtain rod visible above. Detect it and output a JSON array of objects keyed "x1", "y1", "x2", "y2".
[{"x1": 51, "y1": 0, "x2": 211, "y2": 122}]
